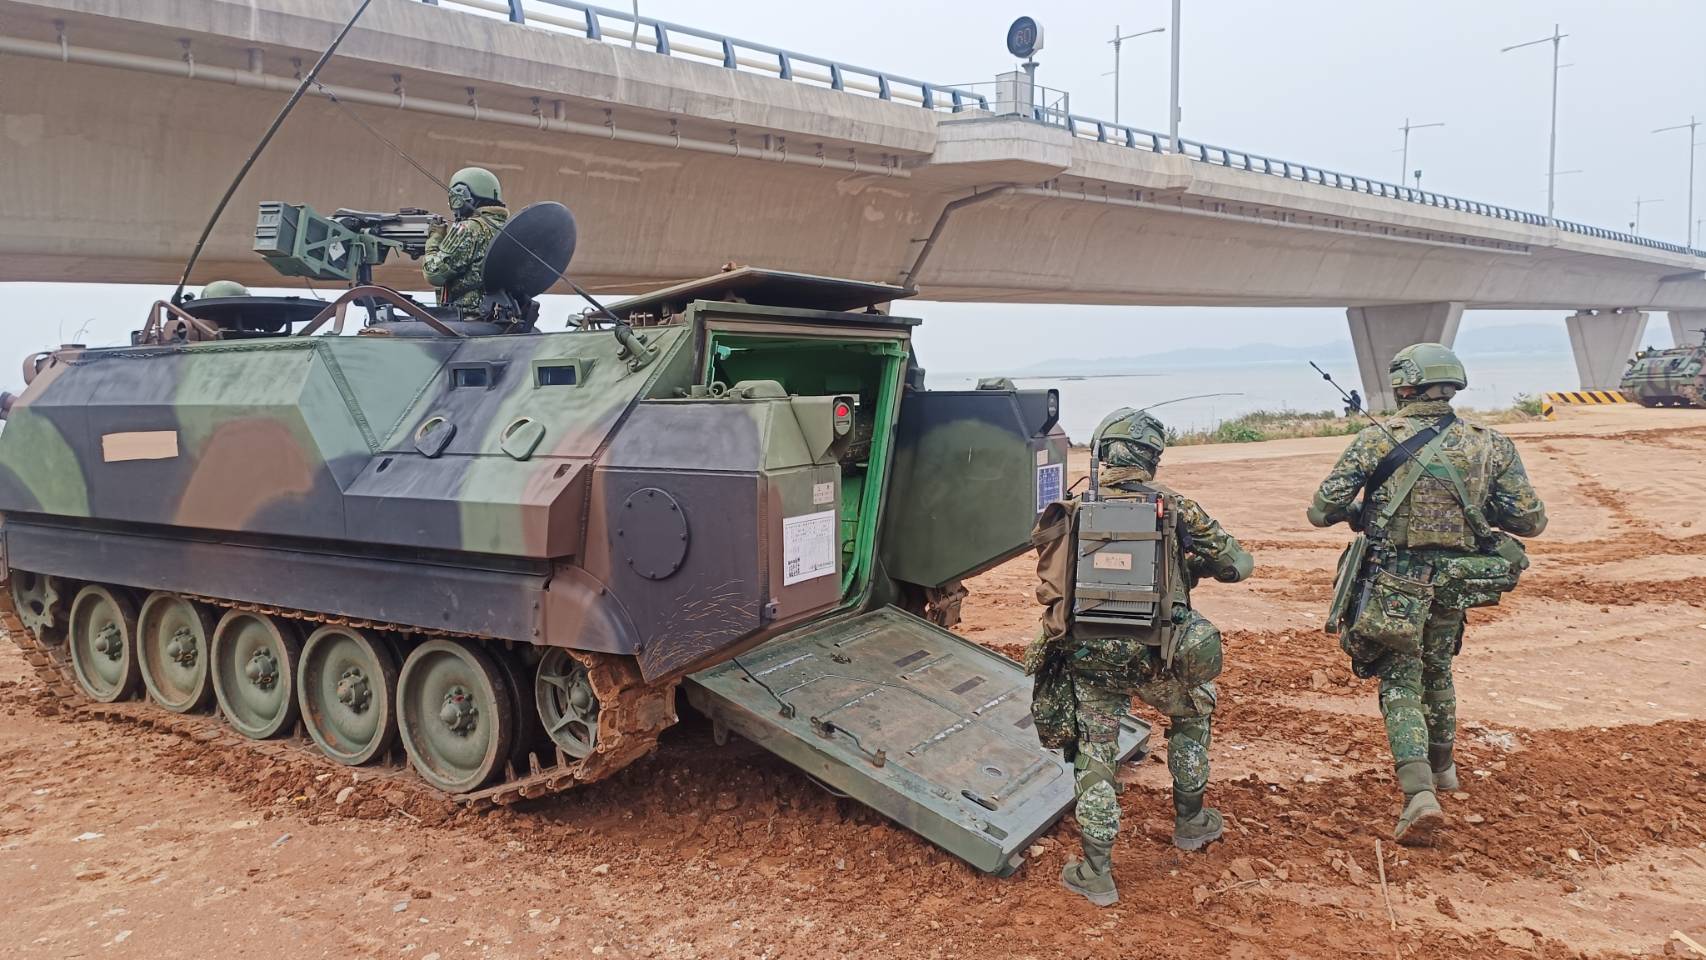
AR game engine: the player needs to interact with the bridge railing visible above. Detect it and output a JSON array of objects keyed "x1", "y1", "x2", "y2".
[
  {"x1": 417, "y1": 0, "x2": 1706, "y2": 258},
  {"x1": 1055, "y1": 113, "x2": 1705, "y2": 256},
  {"x1": 422, "y1": 0, "x2": 990, "y2": 113}
]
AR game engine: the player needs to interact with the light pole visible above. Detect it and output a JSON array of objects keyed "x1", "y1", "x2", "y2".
[
  {"x1": 1633, "y1": 196, "x2": 1665, "y2": 235},
  {"x1": 1168, "y1": 0, "x2": 1181, "y2": 151},
  {"x1": 1501, "y1": 24, "x2": 1567, "y2": 221},
  {"x1": 1652, "y1": 117, "x2": 1699, "y2": 246},
  {"x1": 1107, "y1": 24, "x2": 1165, "y2": 125},
  {"x1": 1398, "y1": 118, "x2": 1444, "y2": 185}
]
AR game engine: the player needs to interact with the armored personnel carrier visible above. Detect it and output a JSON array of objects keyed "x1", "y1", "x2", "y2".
[
  {"x1": 1620, "y1": 334, "x2": 1706, "y2": 407},
  {"x1": 0, "y1": 199, "x2": 1144, "y2": 875}
]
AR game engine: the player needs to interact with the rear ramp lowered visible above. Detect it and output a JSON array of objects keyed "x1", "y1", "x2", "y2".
[{"x1": 685, "y1": 607, "x2": 1150, "y2": 875}]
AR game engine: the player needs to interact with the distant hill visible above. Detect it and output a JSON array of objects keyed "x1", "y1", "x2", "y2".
[
  {"x1": 1455, "y1": 323, "x2": 1573, "y2": 356},
  {"x1": 988, "y1": 323, "x2": 1568, "y2": 379}
]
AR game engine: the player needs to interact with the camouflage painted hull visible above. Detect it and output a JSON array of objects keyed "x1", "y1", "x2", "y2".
[
  {"x1": 1620, "y1": 341, "x2": 1706, "y2": 407},
  {"x1": 0, "y1": 273, "x2": 1076, "y2": 868}
]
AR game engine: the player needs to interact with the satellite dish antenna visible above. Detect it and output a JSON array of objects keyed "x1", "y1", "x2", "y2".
[{"x1": 483, "y1": 201, "x2": 578, "y2": 302}]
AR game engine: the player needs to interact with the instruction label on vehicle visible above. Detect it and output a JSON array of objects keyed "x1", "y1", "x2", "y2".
[
  {"x1": 812, "y1": 481, "x2": 835, "y2": 505},
  {"x1": 783, "y1": 510, "x2": 837, "y2": 585},
  {"x1": 1035, "y1": 462, "x2": 1063, "y2": 512}
]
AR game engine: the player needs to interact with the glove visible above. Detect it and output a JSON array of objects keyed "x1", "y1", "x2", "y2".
[
  {"x1": 424, "y1": 219, "x2": 449, "y2": 253},
  {"x1": 1307, "y1": 492, "x2": 1356, "y2": 528}
]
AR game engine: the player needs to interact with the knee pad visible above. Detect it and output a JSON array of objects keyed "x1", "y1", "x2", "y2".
[
  {"x1": 1378, "y1": 686, "x2": 1423, "y2": 719},
  {"x1": 1171, "y1": 616, "x2": 1223, "y2": 687},
  {"x1": 1074, "y1": 742, "x2": 1120, "y2": 793}
]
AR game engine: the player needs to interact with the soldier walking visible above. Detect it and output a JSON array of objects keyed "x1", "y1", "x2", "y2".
[
  {"x1": 1029, "y1": 409, "x2": 1253, "y2": 907},
  {"x1": 1308, "y1": 343, "x2": 1547, "y2": 844},
  {"x1": 423, "y1": 166, "x2": 510, "y2": 316}
]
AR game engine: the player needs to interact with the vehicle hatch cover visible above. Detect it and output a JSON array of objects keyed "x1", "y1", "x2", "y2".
[{"x1": 684, "y1": 606, "x2": 1150, "y2": 875}]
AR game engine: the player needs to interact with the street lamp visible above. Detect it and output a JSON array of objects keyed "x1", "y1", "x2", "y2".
[
  {"x1": 1398, "y1": 118, "x2": 1444, "y2": 185},
  {"x1": 1107, "y1": 24, "x2": 1164, "y2": 125},
  {"x1": 1633, "y1": 196, "x2": 1665, "y2": 235},
  {"x1": 1168, "y1": 0, "x2": 1182, "y2": 151},
  {"x1": 1501, "y1": 24, "x2": 1567, "y2": 221},
  {"x1": 1652, "y1": 117, "x2": 1699, "y2": 247}
]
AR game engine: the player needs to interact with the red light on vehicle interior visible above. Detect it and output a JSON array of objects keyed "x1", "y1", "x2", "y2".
[{"x1": 835, "y1": 403, "x2": 850, "y2": 418}]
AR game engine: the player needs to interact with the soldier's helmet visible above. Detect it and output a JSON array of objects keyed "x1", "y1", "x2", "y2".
[
  {"x1": 200, "y1": 279, "x2": 250, "y2": 299},
  {"x1": 1389, "y1": 342, "x2": 1468, "y2": 391},
  {"x1": 448, "y1": 166, "x2": 504, "y2": 214},
  {"x1": 1093, "y1": 407, "x2": 1167, "y2": 470}
]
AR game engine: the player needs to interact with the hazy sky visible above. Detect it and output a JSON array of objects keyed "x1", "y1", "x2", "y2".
[{"x1": 3, "y1": 0, "x2": 1701, "y2": 382}]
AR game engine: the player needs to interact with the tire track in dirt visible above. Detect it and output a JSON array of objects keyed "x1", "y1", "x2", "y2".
[{"x1": 0, "y1": 668, "x2": 1630, "y2": 960}]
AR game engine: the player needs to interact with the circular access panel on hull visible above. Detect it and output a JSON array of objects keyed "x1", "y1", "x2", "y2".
[{"x1": 617, "y1": 487, "x2": 688, "y2": 580}]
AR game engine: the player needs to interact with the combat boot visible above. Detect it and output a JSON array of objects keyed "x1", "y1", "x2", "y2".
[
  {"x1": 1429, "y1": 743, "x2": 1459, "y2": 792},
  {"x1": 1060, "y1": 834, "x2": 1118, "y2": 907},
  {"x1": 1172, "y1": 788, "x2": 1225, "y2": 852},
  {"x1": 1394, "y1": 759, "x2": 1446, "y2": 846}
]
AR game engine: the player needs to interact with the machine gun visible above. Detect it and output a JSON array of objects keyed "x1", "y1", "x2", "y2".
[{"x1": 253, "y1": 202, "x2": 443, "y2": 285}]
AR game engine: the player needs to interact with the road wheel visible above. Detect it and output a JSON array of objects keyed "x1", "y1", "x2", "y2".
[
  {"x1": 397, "y1": 639, "x2": 514, "y2": 793},
  {"x1": 536, "y1": 648, "x2": 600, "y2": 760},
  {"x1": 68, "y1": 585, "x2": 141, "y2": 703},
  {"x1": 212, "y1": 610, "x2": 303, "y2": 739},
  {"x1": 137, "y1": 593, "x2": 215, "y2": 713},
  {"x1": 298, "y1": 626, "x2": 400, "y2": 766}
]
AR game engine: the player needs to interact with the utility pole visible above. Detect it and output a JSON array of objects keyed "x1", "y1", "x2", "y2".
[
  {"x1": 1652, "y1": 117, "x2": 1699, "y2": 247},
  {"x1": 1398, "y1": 118, "x2": 1444, "y2": 185},
  {"x1": 1107, "y1": 24, "x2": 1165, "y2": 125},
  {"x1": 1502, "y1": 24, "x2": 1567, "y2": 221},
  {"x1": 1168, "y1": 0, "x2": 1181, "y2": 151},
  {"x1": 1633, "y1": 196, "x2": 1665, "y2": 234}
]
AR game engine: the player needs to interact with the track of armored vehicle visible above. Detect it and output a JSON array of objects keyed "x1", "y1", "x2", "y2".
[{"x1": 3, "y1": 572, "x2": 674, "y2": 806}]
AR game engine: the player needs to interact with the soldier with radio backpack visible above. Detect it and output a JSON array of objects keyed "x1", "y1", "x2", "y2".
[
  {"x1": 1308, "y1": 343, "x2": 1547, "y2": 845},
  {"x1": 1028, "y1": 408, "x2": 1253, "y2": 907}
]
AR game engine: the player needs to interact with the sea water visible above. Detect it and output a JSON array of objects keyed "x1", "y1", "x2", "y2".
[{"x1": 935, "y1": 353, "x2": 1582, "y2": 444}]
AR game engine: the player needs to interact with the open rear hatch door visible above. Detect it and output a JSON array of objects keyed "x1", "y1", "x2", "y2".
[{"x1": 684, "y1": 607, "x2": 1150, "y2": 875}]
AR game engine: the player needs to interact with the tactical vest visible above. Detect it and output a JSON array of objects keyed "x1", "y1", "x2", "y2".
[
  {"x1": 1071, "y1": 481, "x2": 1192, "y2": 660},
  {"x1": 1372, "y1": 417, "x2": 1492, "y2": 553}
]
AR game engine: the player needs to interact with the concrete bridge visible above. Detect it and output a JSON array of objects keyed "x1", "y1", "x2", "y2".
[{"x1": 3, "y1": 0, "x2": 1704, "y2": 406}]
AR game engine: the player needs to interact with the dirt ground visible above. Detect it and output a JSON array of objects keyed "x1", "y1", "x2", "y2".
[{"x1": 4, "y1": 403, "x2": 1705, "y2": 960}]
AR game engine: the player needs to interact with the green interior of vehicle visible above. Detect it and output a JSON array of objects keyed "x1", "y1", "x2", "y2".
[{"x1": 704, "y1": 334, "x2": 906, "y2": 599}]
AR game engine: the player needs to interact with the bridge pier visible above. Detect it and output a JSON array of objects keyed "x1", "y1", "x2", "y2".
[
  {"x1": 1346, "y1": 302, "x2": 1463, "y2": 412},
  {"x1": 1672, "y1": 311, "x2": 1706, "y2": 347},
  {"x1": 1566, "y1": 310, "x2": 1648, "y2": 391}
]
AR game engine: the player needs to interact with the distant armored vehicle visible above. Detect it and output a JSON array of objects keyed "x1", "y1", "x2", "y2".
[
  {"x1": 0, "y1": 199, "x2": 1144, "y2": 874},
  {"x1": 1621, "y1": 335, "x2": 1706, "y2": 407}
]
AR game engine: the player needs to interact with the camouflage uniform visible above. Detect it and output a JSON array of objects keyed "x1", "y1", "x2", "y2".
[
  {"x1": 1036, "y1": 409, "x2": 1252, "y2": 906},
  {"x1": 1067, "y1": 473, "x2": 1242, "y2": 849},
  {"x1": 1310, "y1": 347, "x2": 1546, "y2": 843},
  {"x1": 422, "y1": 206, "x2": 509, "y2": 316}
]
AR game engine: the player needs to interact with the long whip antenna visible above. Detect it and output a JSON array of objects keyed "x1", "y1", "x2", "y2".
[
  {"x1": 170, "y1": 0, "x2": 376, "y2": 305},
  {"x1": 1136, "y1": 391, "x2": 1243, "y2": 413},
  {"x1": 1309, "y1": 361, "x2": 1472, "y2": 506}
]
